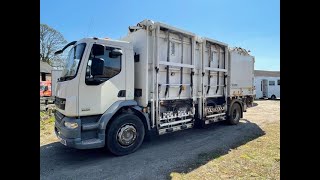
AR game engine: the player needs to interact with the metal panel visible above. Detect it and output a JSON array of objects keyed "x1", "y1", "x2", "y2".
[
  {"x1": 156, "y1": 27, "x2": 195, "y2": 100},
  {"x1": 228, "y1": 47, "x2": 255, "y2": 97},
  {"x1": 121, "y1": 29, "x2": 148, "y2": 106},
  {"x1": 123, "y1": 20, "x2": 253, "y2": 130},
  {"x1": 202, "y1": 39, "x2": 227, "y2": 98}
]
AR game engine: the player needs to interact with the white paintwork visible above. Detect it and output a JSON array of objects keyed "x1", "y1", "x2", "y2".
[
  {"x1": 254, "y1": 76, "x2": 280, "y2": 99},
  {"x1": 122, "y1": 21, "x2": 202, "y2": 108},
  {"x1": 122, "y1": 20, "x2": 233, "y2": 124},
  {"x1": 55, "y1": 38, "x2": 134, "y2": 117},
  {"x1": 122, "y1": 21, "x2": 232, "y2": 106},
  {"x1": 55, "y1": 20, "x2": 255, "y2": 120},
  {"x1": 228, "y1": 48, "x2": 255, "y2": 97},
  {"x1": 55, "y1": 76, "x2": 80, "y2": 116},
  {"x1": 77, "y1": 38, "x2": 134, "y2": 116},
  {"x1": 51, "y1": 69, "x2": 62, "y2": 97},
  {"x1": 202, "y1": 38, "x2": 227, "y2": 98}
]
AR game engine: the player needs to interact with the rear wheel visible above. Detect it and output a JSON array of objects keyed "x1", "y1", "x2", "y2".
[
  {"x1": 106, "y1": 114, "x2": 145, "y2": 156},
  {"x1": 227, "y1": 103, "x2": 241, "y2": 125},
  {"x1": 271, "y1": 95, "x2": 276, "y2": 100}
]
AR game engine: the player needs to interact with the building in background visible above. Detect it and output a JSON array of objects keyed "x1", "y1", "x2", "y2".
[
  {"x1": 40, "y1": 61, "x2": 52, "y2": 81},
  {"x1": 254, "y1": 70, "x2": 280, "y2": 99}
]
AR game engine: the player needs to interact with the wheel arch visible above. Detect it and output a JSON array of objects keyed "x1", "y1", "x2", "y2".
[
  {"x1": 228, "y1": 99, "x2": 244, "y2": 118},
  {"x1": 129, "y1": 106, "x2": 151, "y2": 131},
  {"x1": 98, "y1": 100, "x2": 137, "y2": 131},
  {"x1": 98, "y1": 100, "x2": 150, "y2": 135}
]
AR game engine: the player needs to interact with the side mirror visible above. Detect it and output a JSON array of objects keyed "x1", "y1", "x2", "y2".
[
  {"x1": 91, "y1": 58, "x2": 104, "y2": 76},
  {"x1": 109, "y1": 49, "x2": 123, "y2": 58},
  {"x1": 92, "y1": 44, "x2": 105, "y2": 56}
]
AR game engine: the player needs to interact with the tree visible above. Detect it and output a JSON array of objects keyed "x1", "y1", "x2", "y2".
[{"x1": 40, "y1": 24, "x2": 67, "y2": 67}]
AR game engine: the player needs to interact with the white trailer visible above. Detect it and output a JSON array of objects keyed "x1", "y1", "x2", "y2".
[
  {"x1": 254, "y1": 70, "x2": 280, "y2": 99},
  {"x1": 53, "y1": 20, "x2": 255, "y2": 155}
]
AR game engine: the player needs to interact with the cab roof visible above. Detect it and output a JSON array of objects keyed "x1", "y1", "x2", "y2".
[{"x1": 76, "y1": 37, "x2": 132, "y2": 49}]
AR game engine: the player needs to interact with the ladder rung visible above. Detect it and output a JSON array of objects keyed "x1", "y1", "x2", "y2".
[
  {"x1": 204, "y1": 67, "x2": 227, "y2": 72},
  {"x1": 205, "y1": 113, "x2": 226, "y2": 118},
  {"x1": 205, "y1": 95, "x2": 224, "y2": 97},
  {"x1": 161, "y1": 84, "x2": 191, "y2": 86},
  {"x1": 206, "y1": 85, "x2": 225, "y2": 87},
  {"x1": 159, "y1": 61, "x2": 194, "y2": 69},
  {"x1": 158, "y1": 123, "x2": 193, "y2": 135},
  {"x1": 166, "y1": 67, "x2": 180, "y2": 71},
  {"x1": 159, "y1": 118, "x2": 193, "y2": 127},
  {"x1": 159, "y1": 97, "x2": 192, "y2": 100}
]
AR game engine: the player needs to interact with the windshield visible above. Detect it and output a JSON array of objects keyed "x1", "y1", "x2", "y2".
[{"x1": 59, "y1": 43, "x2": 86, "y2": 81}]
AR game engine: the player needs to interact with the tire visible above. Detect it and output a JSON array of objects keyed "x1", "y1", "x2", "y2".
[
  {"x1": 194, "y1": 118, "x2": 206, "y2": 129},
  {"x1": 227, "y1": 103, "x2": 241, "y2": 125},
  {"x1": 106, "y1": 114, "x2": 145, "y2": 156},
  {"x1": 271, "y1": 95, "x2": 276, "y2": 100}
]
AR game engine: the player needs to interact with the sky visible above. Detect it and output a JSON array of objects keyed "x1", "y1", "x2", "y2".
[{"x1": 40, "y1": 0, "x2": 279, "y2": 71}]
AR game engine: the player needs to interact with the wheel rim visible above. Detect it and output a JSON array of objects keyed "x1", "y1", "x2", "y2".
[
  {"x1": 232, "y1": 108, "x2": 239, "y2": 120},
  {"x1": 116, "y1": 124, "x2": 137, "y2": 147}
]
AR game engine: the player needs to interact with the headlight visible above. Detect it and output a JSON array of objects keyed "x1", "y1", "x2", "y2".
[{"x1": 64, "y1": 122, "x2": 78, "y2": 129}]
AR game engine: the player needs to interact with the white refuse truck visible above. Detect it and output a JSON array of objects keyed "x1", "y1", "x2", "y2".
[{"x1": 54, "y1": 20, "x2": 255, "y2": 155}]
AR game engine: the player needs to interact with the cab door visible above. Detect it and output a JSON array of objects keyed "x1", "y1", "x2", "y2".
[{"x1": 78, "y1": 43, "x2": 126, "y2": 116}]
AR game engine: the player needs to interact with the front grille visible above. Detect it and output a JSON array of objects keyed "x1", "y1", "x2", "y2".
[{"x1": 55, "y1": 97, "x2": 66, "y2": 110}]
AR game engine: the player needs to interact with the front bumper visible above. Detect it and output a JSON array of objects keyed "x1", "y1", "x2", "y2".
[{"x1": 54, "y1": 111, "x2": 105, "y2": 149}]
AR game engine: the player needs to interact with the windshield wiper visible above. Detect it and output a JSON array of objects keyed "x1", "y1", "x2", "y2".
[
  {"x1": 54, "y1": 41, "x2": 77, "y2": 55},
  {"x1": 58, "y1": 76, "x2": 74, "y2": 82}
]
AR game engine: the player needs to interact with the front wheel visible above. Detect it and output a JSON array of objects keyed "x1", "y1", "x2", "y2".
[
  {"x1": 226, "y1": 103, "x2": 241, "y2": 125},
  {"x1": 106, "y1": 114, "x2": 145, "y2": 156},
  {"x1": 270, "y1": 95, "x2": 276, "y2": 100}
]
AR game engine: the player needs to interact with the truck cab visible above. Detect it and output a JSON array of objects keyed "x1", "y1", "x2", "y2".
[{"x1": 54, "y1": 37, "x2": 136, "y2": 152}]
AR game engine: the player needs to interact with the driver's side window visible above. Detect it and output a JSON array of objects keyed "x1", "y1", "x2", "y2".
[{"x1": 86, "y1": 44, "x2": 122, "y2": 80}]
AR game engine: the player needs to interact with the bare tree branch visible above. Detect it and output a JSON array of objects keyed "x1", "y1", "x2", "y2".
[{"x1": 40, "y1": 24, "x2": 67, "y2": 66}]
